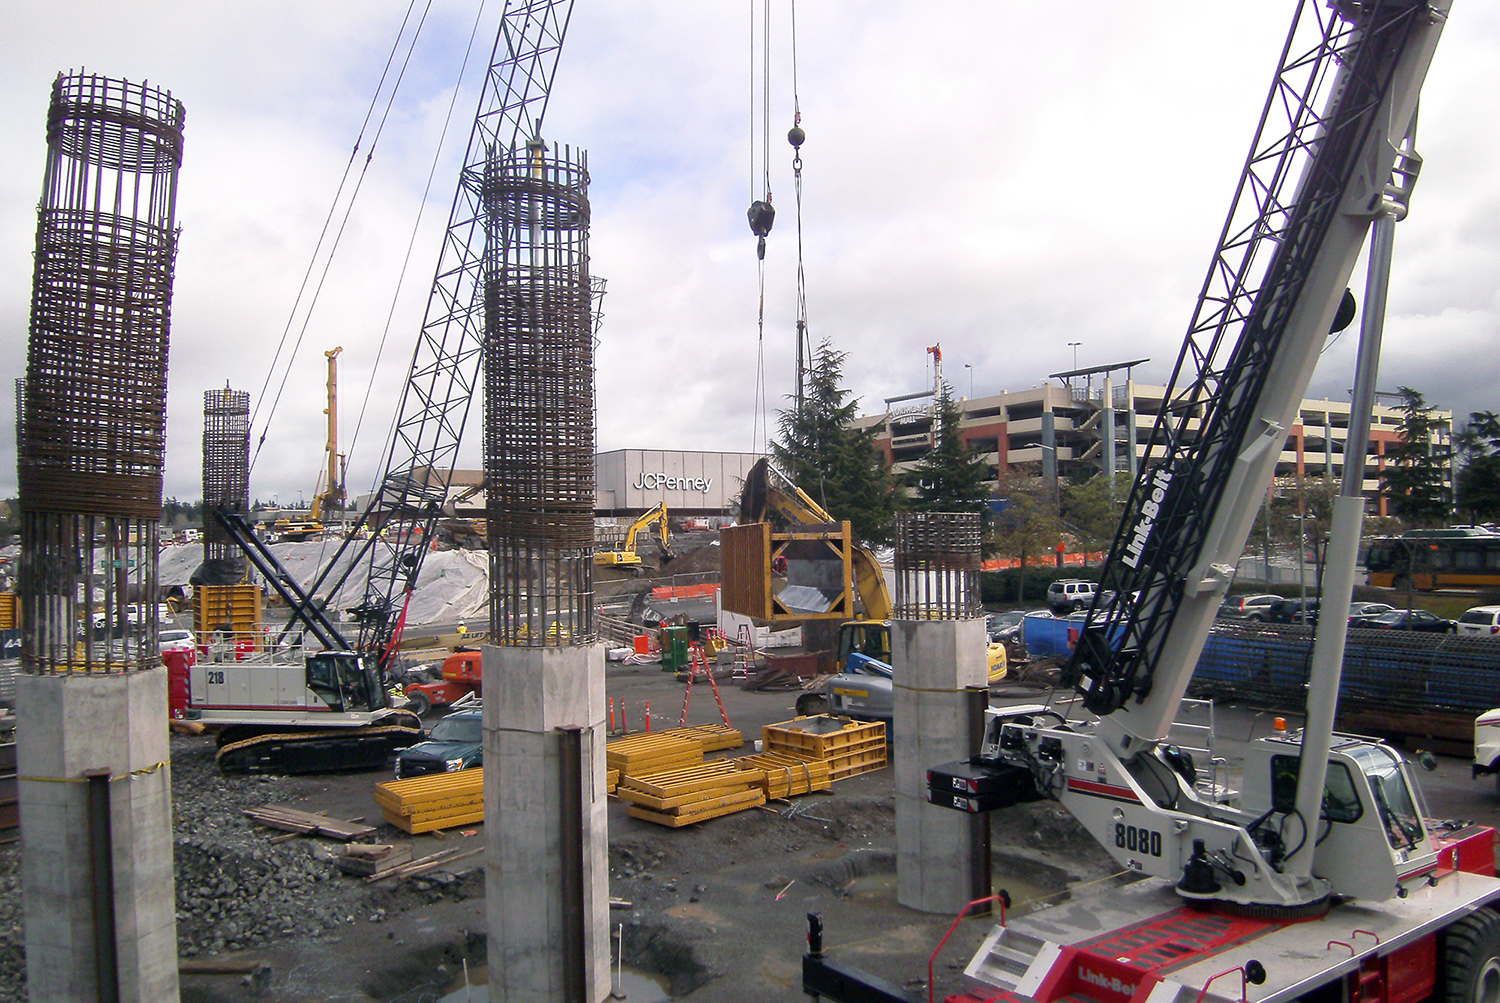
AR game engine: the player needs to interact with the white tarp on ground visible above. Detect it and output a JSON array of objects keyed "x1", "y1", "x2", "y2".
[{"x1": 159, "y1": 542, "x2": 490, "y2": 627}]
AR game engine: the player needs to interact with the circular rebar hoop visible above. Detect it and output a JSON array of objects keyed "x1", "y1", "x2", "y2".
[
  {"x1": 484, "y1": 144, "x2": 596, "y2": 646},
  {"x1": 893, "y1": 512, "x2": 983, "y2": 621},
  {"x1": 18, "y1": 72, "x2": 184, "y2": 675}
]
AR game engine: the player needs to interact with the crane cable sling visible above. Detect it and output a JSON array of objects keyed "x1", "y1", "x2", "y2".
[
  {"x1": 348, "y1": 0, "x2": 493, "y2": 504},
  {"x1": 748, "y1": 0, "x2": 774, "y2": 454},
  {"x1": 249, "y1": 0, "x2": 436, "y2": 474},
  {"x1": 789, "y1": 0, "x2": 808, "y2": 413}
]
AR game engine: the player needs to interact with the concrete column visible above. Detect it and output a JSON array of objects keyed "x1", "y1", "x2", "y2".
[
  {"x1": 18, "y1": 668, "x2": 179, "y2": 1002},
  {"x1": 894, "y1": 619, "x2": 989, "y2": 913},
  {"x1": 483, "y1": 643, "x2": 609, "y2": 1003}
]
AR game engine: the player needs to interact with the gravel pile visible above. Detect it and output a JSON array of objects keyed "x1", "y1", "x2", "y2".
[{"x1": 0, "y1": 733, "x2": 427, "y2": 1000}]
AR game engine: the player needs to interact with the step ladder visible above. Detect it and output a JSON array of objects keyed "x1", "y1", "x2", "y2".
[
  {"x1": 732, "y1": 623, "x2": 757, "y2": 679},
  {"x1": 679, "y1": 642, "x2": 731, "y2": 728}
]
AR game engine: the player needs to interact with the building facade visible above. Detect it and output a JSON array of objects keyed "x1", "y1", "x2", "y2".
[
  {"x1": 593, "y1": 449, "x2": 763, "y2": 519},
  {"x1": 855, "y1": 380, "x2": 1452, "y2": 517}
]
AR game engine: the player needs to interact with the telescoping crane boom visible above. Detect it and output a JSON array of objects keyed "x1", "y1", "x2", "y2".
[{"x1": 808, "y1": 4, "x2": 1500, "y2": 1003}]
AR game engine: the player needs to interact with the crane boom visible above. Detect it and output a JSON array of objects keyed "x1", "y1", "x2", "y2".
[
  {"x1": 1071, "y1": 0, "x2": 1448, "y2": 745},
  {"x1": 311, "y1": 1, "x2": 576, "y2": 670}
]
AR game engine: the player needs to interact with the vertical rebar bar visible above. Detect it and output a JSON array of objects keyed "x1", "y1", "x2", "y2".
[
  {"x1": 17, "y1": 72, "x2": 184, "y2": 675},
  {"x1": 483, "y1": 142, "x2": 595, "y2": 646},
  {"x1": 202, "y1": 386, "x2": 250, "y2": 568},
  {"x1": 893, "y1": 512, "x2": 982, "y2": 621}
]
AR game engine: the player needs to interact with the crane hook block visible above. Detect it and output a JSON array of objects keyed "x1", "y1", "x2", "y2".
[
  {"x1": 748, "y1": 199, "x2": 775, "y2": 260},
  {"x1": 748, "y1": 199, "x2": 776, "y2": 237},
  {"x1": 787, "y1": 125, "x2": 805, "y2": 149}
]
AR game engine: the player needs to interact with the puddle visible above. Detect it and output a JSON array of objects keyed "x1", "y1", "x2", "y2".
[{"x1": 441, "y1": 965, "x2": 670, "y2": 1001}]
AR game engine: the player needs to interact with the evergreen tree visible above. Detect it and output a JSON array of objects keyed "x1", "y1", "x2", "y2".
[
  {"x1": 990, "y1": 467, "x2": 1062, "y2": 602},
  {"x1": 772, "y1": 339, "x2": 899, "y2": 545},
  {"x1": 1378, "y1": 386, "x2": 1450, "y2": 527},
  {"x1": 1061, "y1": 472, "x2": 1132, "y2": 566},
  {"x1": 904, "y1": 383, "x2": 992, "y2": 514},
  {"x1": 1454, "y1": 410, "x2": 1500, "y2": 523}
]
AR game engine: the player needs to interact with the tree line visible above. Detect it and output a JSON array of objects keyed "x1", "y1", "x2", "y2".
[{"x1": 766, "y1": 344, "x2": 1500, "y2": 576}]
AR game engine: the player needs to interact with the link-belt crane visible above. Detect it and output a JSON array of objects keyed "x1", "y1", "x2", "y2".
[
  {"x1": 187, "y1": 1, "x2": 578, "y2": 773},
  {"x1": 807, "y1": 3, "x2": 1500, "y2": 1003}
]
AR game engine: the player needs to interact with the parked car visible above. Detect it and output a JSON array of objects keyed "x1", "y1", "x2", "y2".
[
  {"x1": 1456, "y1": 605, "x2": 1500, "y2": 637},
  {"x1": 986, "y1": 610, "x2": 1029, "y2": 642},
  {"x1": 1217, "y1": 594, "x2": 1281, "y2": 620},
  {"x1": 1345, "y1": 601, "x2": 1394, "y2": 623},
  {"x1": 1046, "y1": 579, "x2": 1097, "y2": 614},
  {"x1": 158, "y1": 628, "x2": 197, "y2": 654},
  {"x1": 1349, "y1": 608, "x2": 1456, "y2": 633},
  {"x1": 1266, "y1": 598, "x2": 1319, "y2": 624},
  {"x1": 393, "y1": 709, "x2": 483, "y2": 779}
]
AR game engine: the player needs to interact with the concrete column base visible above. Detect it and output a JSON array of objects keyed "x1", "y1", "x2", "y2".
[
  {"x1": 18, "y1": 668, "x2": 180, "y2": 1002},
  {"x1": 483, "y1": 643, "x2": 609, "y2": 1003},
  {"x1": 893, "y1": 619, "x2": 990, "y2": 914}
]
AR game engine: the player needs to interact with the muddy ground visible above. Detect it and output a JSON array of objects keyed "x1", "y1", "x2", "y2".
[{"x1": 0, "y1": 664, "x2": 1122, "y2": 1002}]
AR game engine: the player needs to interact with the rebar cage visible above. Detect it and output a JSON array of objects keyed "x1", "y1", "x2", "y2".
[
  {"x1": 18, "y1": 73, "x2": 184, "y2": 675},
  {"x1": 893, "y1": 512, "x2": 982, "y2": 621},
  {"x1": 202, "y1": 386, "x2": 250, "y2": 565},
  {"x1": 483, "y1": 144, "x2": 595, "y2": 646}
]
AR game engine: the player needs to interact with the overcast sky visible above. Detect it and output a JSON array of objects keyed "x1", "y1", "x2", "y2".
[{"x1": 2, "y1": 2, "x2": 1497, "y2": 507}]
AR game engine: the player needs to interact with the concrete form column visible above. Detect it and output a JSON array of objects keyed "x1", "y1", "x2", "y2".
[
  {"x1": 18, "y1": 669, "x2": 178, "y2": 1002},
  {"x1": 894, "y1": 619, "x2": 989, "y2": 913},
  {"x1": 483, "y1": 643, "x2": 610, "y2": 1003}
]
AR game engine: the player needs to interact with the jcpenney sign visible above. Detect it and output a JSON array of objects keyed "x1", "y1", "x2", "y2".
[{"x1": 632, "y1": 472, "x2": 714, "y2": 493}]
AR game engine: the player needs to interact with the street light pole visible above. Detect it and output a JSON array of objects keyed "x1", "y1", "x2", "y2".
[
  {"x1": 1068, "y1": 341, "x2": 1081, "y2": 370},
  {"x1": 964, "y1": 363, "x2": 973, "y2": 399}
]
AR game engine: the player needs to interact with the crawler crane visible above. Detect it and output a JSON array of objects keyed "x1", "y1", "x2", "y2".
[{"x1": 806, "y1": 3, "x2": 1500, "y2": 1002}]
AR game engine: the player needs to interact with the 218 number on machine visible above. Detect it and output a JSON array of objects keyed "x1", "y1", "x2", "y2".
[{"x1": 1115, "y1": 824, "x2": 1161, "y2": 857}]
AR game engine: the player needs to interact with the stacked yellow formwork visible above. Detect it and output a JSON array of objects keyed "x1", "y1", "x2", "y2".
[
  {"x1": 734, "y1": 751, "x2": 832, "y2": 799},
  {"x1": 0, "y1": 593, "x2": 18, "y2": 630},
  {"x1": 375, "y1": 770, "x2": 484, "y2": 834},
  {"x1": 649, "y1": 724, "x2": 744, "y2": 753},
  {"x1": 762, "y1": 715, "x2": 887, "y2": 781},
  {"x1": 605, "y1": 734, "x2": 702, "y2": 781},
  {"x1": 617, "y1": 761, "x2": 765, "y2": 828}
]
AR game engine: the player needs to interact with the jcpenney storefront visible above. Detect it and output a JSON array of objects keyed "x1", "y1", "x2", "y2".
[{"x1": 595, "y1": 449, "x2": 764, "y2": 518}]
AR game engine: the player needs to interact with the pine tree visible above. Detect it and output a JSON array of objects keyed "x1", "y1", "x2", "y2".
[
  {"x1": 1378, "y1": 386, "x2": 1450, "y2": 527},
  {"x1": 1454, "y1": 410, "x2": 1500, "y2": 523},
  {"x1": 771, "y1": 339, "x2": 899, "y2": 545},
  {"x1": 904, "y1": 383, "x2": 992, "y2": 515}
]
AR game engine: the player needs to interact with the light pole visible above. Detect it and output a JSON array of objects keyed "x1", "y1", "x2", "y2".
[
  {"x1": 964, "y1": 363, "x2": 973, "y2": 399},
  {"x1": 1068, "y1": 341, "x2": 1081, "y2": 370}
]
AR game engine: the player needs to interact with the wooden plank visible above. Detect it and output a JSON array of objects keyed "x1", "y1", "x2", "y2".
[
  {"x1": 626, "y1": 788, "x2": 765, "y2": 828},
  {"x1": 243, "y1": 805, "x2": 376, "y2": 841}
]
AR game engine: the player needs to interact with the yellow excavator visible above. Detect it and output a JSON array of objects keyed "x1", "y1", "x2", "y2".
[{"x1": 594, "y1": 502, "x2": 674, "y2": 572}]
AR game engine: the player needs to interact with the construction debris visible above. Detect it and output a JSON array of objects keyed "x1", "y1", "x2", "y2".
[
  {"x1": 335, "y1": 844, "x2": 414, "y2": 878},
  {"x1": 242, "y1": 804, "x2": 376, "y2": 841}
]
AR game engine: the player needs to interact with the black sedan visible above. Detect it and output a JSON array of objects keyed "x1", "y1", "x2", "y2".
[{"x1": 1348, "y1": 609, "x2": 1456, "y2": 633}]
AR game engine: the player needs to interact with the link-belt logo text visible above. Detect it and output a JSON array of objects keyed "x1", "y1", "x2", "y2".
[{"x1": 1120, "y1": 468, "x2": 1173, "y2": 569}]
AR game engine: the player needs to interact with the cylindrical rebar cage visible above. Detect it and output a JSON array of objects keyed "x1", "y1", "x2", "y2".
[
  {"x1": 893, "y1": 512, "x2": 983, "y2": 621},
  {"x1": 202, "y1": 386, "x2": 250, "y2": 564},
  {"x1": 18, "y1": 73, "x2": 184, "y2": 675},
  {"x1": 482, "y1": 144, "x2": 595, "y2": 646}
]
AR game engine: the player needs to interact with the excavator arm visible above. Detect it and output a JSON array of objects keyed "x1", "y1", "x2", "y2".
[{"x1": 723, "y1": 459, "x2": 891, "y2": 623}]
